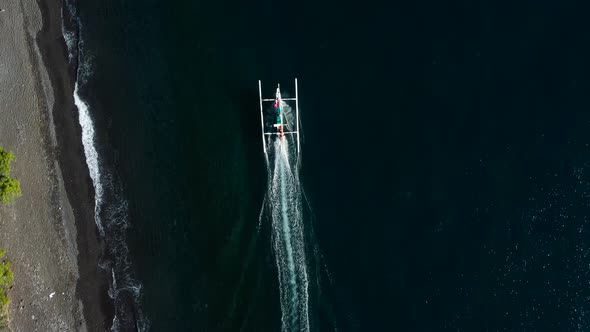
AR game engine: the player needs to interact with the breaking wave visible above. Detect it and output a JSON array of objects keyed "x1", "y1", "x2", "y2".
[
  {"x1": 63, "y1": 3, "x2": 147, "y2": 331},
  {"x1": 73, "y1": 84, "x2": 103, "y2": 234}
]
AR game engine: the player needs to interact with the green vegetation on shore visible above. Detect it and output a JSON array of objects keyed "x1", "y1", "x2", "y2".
[
  {"x1": 0, "y1": 250, "x2": 13, "y2": 327},
  {"x1": 0, "y1": 148, "x2": 21, "y2": 204}
]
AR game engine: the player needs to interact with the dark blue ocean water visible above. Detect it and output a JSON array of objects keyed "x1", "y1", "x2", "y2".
[{"x1": 72, "y1": 0, "x2": 590, "y2": 330}]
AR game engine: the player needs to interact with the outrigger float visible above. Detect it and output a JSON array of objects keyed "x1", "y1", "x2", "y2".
[{"x1": 258, "y1": 79, "x2": 300, "y2": 154}]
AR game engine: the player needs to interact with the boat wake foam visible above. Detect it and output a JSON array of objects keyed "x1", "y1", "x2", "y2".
[{"x1": 263, "y1": 137, "x2": 310, "y2": 331}]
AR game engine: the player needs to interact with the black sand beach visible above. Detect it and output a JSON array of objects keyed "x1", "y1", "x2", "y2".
[
  {"x1": 0, "y1": 0, "x2": 113, "y2": 330},
  {"x1": 35, "y1": 0, "x2": 114, "y2": 330}
]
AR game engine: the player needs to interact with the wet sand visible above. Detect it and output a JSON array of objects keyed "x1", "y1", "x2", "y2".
[{"x1": 0, "y1": 0, "x2": 111, "y2": 331}]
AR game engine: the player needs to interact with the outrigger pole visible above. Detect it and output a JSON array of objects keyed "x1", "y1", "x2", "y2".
[
  {"x1": 295, "y1": 78, "x2": 300, "y2": 153},
  {"x1": 258, "y1": 80, "x2": 266, "y2": 154}
]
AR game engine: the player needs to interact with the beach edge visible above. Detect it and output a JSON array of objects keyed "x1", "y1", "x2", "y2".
[{"x1": 34, "y1": 0, "x2": 114, "y2": 330}]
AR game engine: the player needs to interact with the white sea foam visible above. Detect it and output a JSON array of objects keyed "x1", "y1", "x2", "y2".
[
  {"x1": 60, "y1": 6, "x2": 76, "y2": 63},
  {"x1": 65, "y1": 10, "x2": 147, "y2": 331},
  {"x1": 74, "y1": 69, "x2": 148, "y2": 332},
  {"x1": 266, "y1": 137, "x2": 310, "y2": 331},
  {"x1": 74, "y1": 83, "x2": 104, "y2": 235},
  {"x1": 62, "y1": 30, "x2": 76, "y2": 63}
]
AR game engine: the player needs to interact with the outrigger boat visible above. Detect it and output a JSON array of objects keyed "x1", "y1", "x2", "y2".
[{"x1": 258, "y1": 79, "x2": 300, "y2": 154}]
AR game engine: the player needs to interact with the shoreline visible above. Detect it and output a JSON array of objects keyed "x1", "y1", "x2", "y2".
[
  {"x1": 34, "y1": 0, "x2": 115, "y2": 330},
  {"x1": 0, "y1": 0, "x2": 113, "y2": 331}
]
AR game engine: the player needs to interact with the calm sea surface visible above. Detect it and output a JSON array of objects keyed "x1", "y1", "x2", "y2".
[{"x1": 75, "y1": 0, "x2": 590, "y2": 330}]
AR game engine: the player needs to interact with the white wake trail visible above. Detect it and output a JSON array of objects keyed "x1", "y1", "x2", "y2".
[
  {"x1": 279, "y1": 140, "x2": 299, "y2": 309},
  {"x1": 267, "y1": 137, "x2": 310, "y2": 332}
]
